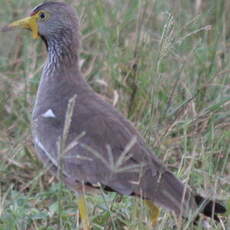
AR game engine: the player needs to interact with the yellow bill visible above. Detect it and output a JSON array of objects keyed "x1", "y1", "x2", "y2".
[{"x1": 2, "y1": 14, "x2": 39, "y2": 39}]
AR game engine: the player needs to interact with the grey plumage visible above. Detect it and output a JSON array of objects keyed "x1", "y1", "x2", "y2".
[
  {"x1": 31, "y1": 1, "x2": 197, "y2": 217},
  {"x1": 4, "y1": 1, "x2": 226, "y2": 222}
]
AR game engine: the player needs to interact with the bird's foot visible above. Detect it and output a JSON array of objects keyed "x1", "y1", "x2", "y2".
[
  {"x1": 144, "y1": 200, "x2": 160, "y2": 226},
  {"x1": 78, "y1": 195, "x2": 90, "y2": 230}
]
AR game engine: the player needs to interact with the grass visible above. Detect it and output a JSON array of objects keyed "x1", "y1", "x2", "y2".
[{"x1": 0, "y1": 0, "x2": 229, "y2": 229}]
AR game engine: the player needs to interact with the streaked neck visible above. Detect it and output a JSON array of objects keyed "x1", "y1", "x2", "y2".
[{"x1": 43, "y1": 29, "x2": 79, "y2": 76}]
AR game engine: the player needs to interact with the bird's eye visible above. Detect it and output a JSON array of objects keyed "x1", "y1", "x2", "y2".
[
  {"x1": 40, "y1": 12, "x2": 45, "y2": 19},
  {"x1": 38, "y1": 11, "x2": 48, "y2": 20}
]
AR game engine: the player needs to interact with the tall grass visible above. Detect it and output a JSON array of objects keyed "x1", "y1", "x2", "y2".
[{"x1": 0, "y1": 0, "x2": 229, "y2": 229}]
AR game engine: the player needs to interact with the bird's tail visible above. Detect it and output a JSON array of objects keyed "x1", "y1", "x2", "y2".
[
  {"x1": 140, "y1": 170, "x2": 226, "y2": 221},
  {"x1": 195, "y1": 195, "x2": 226, "y2": 221}
]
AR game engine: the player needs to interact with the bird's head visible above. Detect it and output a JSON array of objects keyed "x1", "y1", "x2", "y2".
[{"x1": 2, "y1": 1, "x2": 80, "y2": 46}]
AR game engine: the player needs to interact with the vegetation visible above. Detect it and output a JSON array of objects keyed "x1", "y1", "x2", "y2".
[{"x1": 0, "y1": 0, "x2": 229, "y2": 229}]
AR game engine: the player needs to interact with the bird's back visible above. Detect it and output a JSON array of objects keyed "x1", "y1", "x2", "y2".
[{"x1": 32, "y1": 69, "x2": 197, "y2": 216}]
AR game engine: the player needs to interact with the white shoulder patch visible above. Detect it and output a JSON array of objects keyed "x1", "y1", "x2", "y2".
[{"x1": 42, "y1": 109, "x2": 56, "y2": 118}]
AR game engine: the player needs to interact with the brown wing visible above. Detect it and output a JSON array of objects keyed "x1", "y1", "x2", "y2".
[{"x1": 60, "y1": 106, "x2": 197, "y2": 216}]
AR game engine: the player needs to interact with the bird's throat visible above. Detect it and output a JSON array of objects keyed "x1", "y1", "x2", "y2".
[{"x1": 43, "y1": 30, "x2": 79, "y2": 76}]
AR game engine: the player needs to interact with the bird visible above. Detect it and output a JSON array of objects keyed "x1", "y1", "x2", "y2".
[{"x1": 2, "y1": 1, "x2": 226, "y2": 229}]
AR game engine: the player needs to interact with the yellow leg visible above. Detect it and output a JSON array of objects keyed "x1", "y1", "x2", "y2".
[
  {"x1": 78, "y1": 195, "x2": 90, "y2": 230},
  {"x1": 144, "y1": 200, "x2": 160, "y2": 226}
]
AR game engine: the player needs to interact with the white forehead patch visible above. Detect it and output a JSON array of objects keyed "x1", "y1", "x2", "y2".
[{"x1": 42, "y1": 109, "x2": 56, "y2": 118}]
